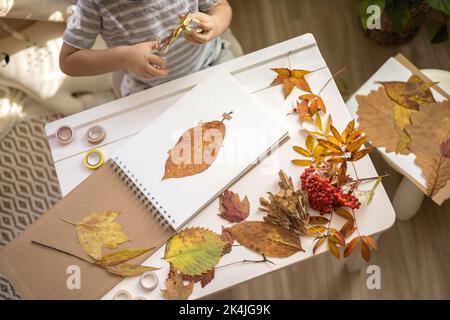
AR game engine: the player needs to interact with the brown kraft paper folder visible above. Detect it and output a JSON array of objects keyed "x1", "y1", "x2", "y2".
[{"x1": 0, "y1": 160, "x2": 174, "y2": 299}]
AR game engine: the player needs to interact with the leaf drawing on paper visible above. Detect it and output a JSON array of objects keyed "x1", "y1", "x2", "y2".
[
  {"x1": 230, "y1": 221, "x2": 303, "y2": 258},
  {"x1": 163, "y1": 227, "x2": 225, "y2": 276},
  {"x1": 270, "y1": 68, "x2": 311, "y2": 99},
  {"x1": 218, "y1": 190, "x2": 250, "y2": 223},
  {"x1": 356, "y1": 87, "x2": 409, "y2": 154},
  {"x1": 162, "y1": 112, "x2": 232, "y2": 180},
  {"x1": 405, "y1": 101, "x2": 450, "y2": 197}
]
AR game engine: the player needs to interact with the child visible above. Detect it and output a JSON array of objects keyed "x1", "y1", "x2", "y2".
[{"x1": 59, "y1": 0, "x2": 232, "y2": 96}]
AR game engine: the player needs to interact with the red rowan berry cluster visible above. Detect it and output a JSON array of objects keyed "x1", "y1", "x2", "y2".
[{"x1": 300, "y1": 166, "x2": 361, "y2": 214}]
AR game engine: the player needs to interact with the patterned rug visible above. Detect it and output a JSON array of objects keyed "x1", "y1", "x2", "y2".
[{"x1": 0, "y1": 114, "x2": 62, "y2": 299}]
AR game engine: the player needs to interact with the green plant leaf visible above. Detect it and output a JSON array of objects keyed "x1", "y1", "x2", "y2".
[
  {"x1": 385, "y1": 0, "x2": 411, "y2": 34},
  {"x1": 427, "y1": 0, "x2": 450, "y2": 16},
  {"x1": 359, "y1": 0, "x2": 386, "y2": 30},
  {"x1": 427, "y1": 19, "x2": 449, "y2": 43}
]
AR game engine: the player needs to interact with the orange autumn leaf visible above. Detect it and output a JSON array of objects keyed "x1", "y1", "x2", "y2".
[
  {"x1": 308, "y1": 216, "x2": 330, "y2": 225},
  {"x1": 340, "y1": 220, "x2": 356, "y2": 238},
  {"x1": 181, "y1": 268, "x2": 215, "y2": 288},
  {"x1": 163, "y1": 113, "x2": 231, "y2": 180},
  {"x1": 313, "y1": 237, "x2": 326, "y2": 255},
  {"x1": 349, "y1": 148, "x2": 371, "y2": 161},
  {"x1": 361, "y1": 241, "x2": 371, "y2": 262},
  {"x1": 344, "y1": 236, "x2": 361, "y2": 257},
  {"x1": 292, "y1": 159, "x2": 315, "y2": 166},
  {"x1": 220, "y1": 226, "x2": 234, "y2": 255},
  {"x1": 161, "y1": 267, "x2": 194, "y2": 300},
  {"x1": 271, "y1": 68, "x2": 312, "y2": 99},
  {"x1": 218, "y1": 190, "x2": 250, "y2": 223}
]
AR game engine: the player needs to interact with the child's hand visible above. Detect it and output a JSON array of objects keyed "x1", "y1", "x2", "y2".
[
  {"x1": 123, "y1": 41, "x2": 168, "y2": 79},
  {"x1": 184, "y1": 12, "x2": 220, "y2": 45}
]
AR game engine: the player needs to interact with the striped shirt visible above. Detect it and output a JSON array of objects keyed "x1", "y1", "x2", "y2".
[{"x1": 63, "y1": 0, "x2": 221, "y2": 96}]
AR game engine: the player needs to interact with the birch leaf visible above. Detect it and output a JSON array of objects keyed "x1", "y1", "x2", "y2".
[
  {"x1": 161, "y1": 268, "x2": 194, "y2": 300},
  {"x1": 405, "y1": 101, "x2": 450, "y2": 197},
  {"x1": 218, "y1": 190, "x2": 250, "y2": 223},
  {"x1": 163, "y1": 114, "x2": 231, "y2": 180},
  {"x1": 271, "y1": 68, "x2": 311, "y2": 98},
  {"x1": 75, "y1": 211, "x2": 129, "y2": 261},
  {"x1": 231, "y1": 221, "x2": 303, "y2": 257},
  {"x1": 164, "y1": 227, "x2": 225, "y2": 276}
]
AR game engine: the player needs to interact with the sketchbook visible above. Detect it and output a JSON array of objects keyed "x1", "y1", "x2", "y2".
[{"x1": 0, "y1": 67, "x2": 289, "y2": 299}]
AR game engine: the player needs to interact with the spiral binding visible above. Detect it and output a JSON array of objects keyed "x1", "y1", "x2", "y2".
[{"x1": 110, "y1": 158, "x2": 173, "y2": 230}]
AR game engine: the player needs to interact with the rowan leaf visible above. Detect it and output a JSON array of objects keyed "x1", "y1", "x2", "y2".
[
  {"x1": 105, "y1": 263, "x2": 159, "y2": 277},
  {"x1": 329, "y1": 231, "x2": 345, "y2": 247},
  {"x1": 344, "y1": 236, "x2": 361, "y2": 257},
  {"x1": 349, "y1": 148, "x2": 371, "y2": 161},
  {"x1": 317, "y1": 139, "x2": 342, "y2": 153},
  {"x1": 330, "y1": 125, "x2": 344, "y2": 144},
  {"x1": 164, "y1": 227, "x2": 225, "y2": 276},
  {"x1": 163, "y1": 114, "x2": 230, "y2": 180},
  {"x1": 378, "y1": 75, "x2": 436, "y2": 111},
  {"x1": 362, "y1": 236, "x2": 378, "y2": 251},
  {"x1": 346, "y1": 136, "x2": 367, "y2": 153},
  {"x1": 298, "y1": 94, "x2": 327, "y2": 121},
  {"x1": 367, "y1": 177, "x2": 382, "y2": 205},
  {"x1": 161, "y1": 268, "x2": 194, "y2": 300},
  {"x1": 315, "y1": 113, "x2": 323, "y2": 132},
  {"x1": 337, "y1": 161, "x2": 348, "y2": 187},
  {"x1": 306, "y1": 135, "x2": 315, "y2": 152},
  {"x1": 308, "y1": 216, "x2": 330, "y2": 225},
  {"x1": 218, "y1": 190, "x2": 250, "y2": 223},
  {"x1": 293, "y1": 145, "x2": 311, "y2": 157},
  {"x1": 340, "y1": 220, "x2": 356, "y2": 238},
  {"x1": 405, "y1": 101, "x2": 450, "y2": 197},
  {"x1": 230, "y1": 221, "x2": 303, "y2": 257},
  {"x1": 342, "y1": 120, "x2": 355, "y2": 142},
  {"x1": 313, "y1": 237, "x2": 326, "y2": 255},
  {"x1": 305, "y1": 226, "x2": 327, "y2": 236},
  {"x1": 292, "y1": 159, "x2": 314, "y2": 166},
  {"x1": 328, "y1": 240, "x2": 340, "y2": 259},
  {"x1": 335, "y1": 207, "x2": 354, "y2": 220},
  {"x1": 271, "y1": 68, "x2": 311, "y2": 98},
  {"x1": 75, "y1": 211, "x2": 129, "y2": 261},
  {"x1": 361, "y1": 241, "x2": 371, "y2": 262}
]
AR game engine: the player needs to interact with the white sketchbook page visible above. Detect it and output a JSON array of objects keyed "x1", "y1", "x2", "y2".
[{"x1": 112, "y1": 67, "x2": 288, "y2": 229}]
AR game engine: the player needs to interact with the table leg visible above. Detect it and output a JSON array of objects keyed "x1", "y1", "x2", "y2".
[
  {"x1": 344, "y1": 233, "x2": 380, "y2": 274},
  {"x1": 392, "y1": 177, "x2": 425, "y2": 221}
]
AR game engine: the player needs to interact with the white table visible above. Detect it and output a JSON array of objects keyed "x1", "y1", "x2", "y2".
[
  {"x1": 346, "y1": 56, "x2": 450, "y2": 221},
  {"x1": 46, "y1": 34, "x2": 396, "y2": 300}
]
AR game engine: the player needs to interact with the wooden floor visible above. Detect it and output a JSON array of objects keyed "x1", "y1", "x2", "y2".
[{"x1": 207, "y1": 0, "x2": 450, "y2": 299}]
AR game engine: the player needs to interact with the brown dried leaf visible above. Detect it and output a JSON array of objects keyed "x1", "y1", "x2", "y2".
[
  {"x1": 218, "y1": 190, "x2": 250, "y2": 223},
  {"x1": 182, "y1": 269, "x2": 215, "y2": 288},
  {"x1": 337, "y1": 161, "x2": 348, "y2": 187},
  {"x1": 356, "y1": 88, "x2": 409, "y2": 155},
  {"x1": 362, "y1": 236, "x2": 378, "y2": 251},
  {"x1": 361, "y1": 241, "x2": 371, "y2": 262},
  {"x1": 220, "y1": 226, "x2": 234, "y2": 255},
  {"x1": 231, "y1": 221, "x2": 303, "y2": 257},
  {"x1": 308, "y1": 216, "x2": 330, "y2": 225},
  {"x1": 163, "y1": 117, "x2": 228, "y2": 180},
  {"x1": 335, "y1": 207, "x2": 354, "y2": 220},
  {"x1": 105, "y1": 263, "x2": 159, "y2": 277},
  {"x1": 340, "y1": 220, "x2": 356, "y2": 238},
  {"x1": 405, "y1": 101, "x2": 450, "y2": 197},
  {"x1": 161, "y1": 268, "x2": 194, "y2": 300},
  {"x1": 271, "y1": 68, "x2": 311, "y2": 99},
  {"x1": 378, "y1": 75, "x2": 436, "y2": 111},
  {"x1": 344, "y1": 236, "x2": 361, "y2": 257}
]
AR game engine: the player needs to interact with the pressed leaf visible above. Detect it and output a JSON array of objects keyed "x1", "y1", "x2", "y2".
[
  {"x1": 231, "y1": 221, "x2": 303, "y2": 257},
  {"x1": 349, "y1": 148, "x2": 371, "y2": 161},
  {"x1": 378, "y1": 75, "x2": 436, "y2": 111},
  {"x1": 164, "y1": 227, "x2": 225, "y2": 276},
  {"x1": 182, "y1": 269, "x2": 215, "y2": 288},
  {"x1": 163, "y1": 115, "x2": 230, "y2": 180},
  {"x1": 344, "y1": 236, "x2": 361, "y2": 257},
  {"x1": 271, "y1": 68, "x2": 311, "y2": 98},
  {"x1": 298, "y1": 99, "x2": 312, "y2": 121},
  {"x1": 100, "y1": 248, "x2": 153, "y2": 267},
  {"x1": 337, "y1": 161, "x2": 347, "y2": 187},
  {"x1": 75, "y1": 211, "x2": 129, "y2": 261},
  {"x1": 161, "y1": 268, "x2": 194, "y2": 300},
  {"x1": 313, "y1": 237, "x2": 326, "y2": 255},
  {"x1": 361, "y1": 241, "x2": 371, "y2": 262},
  {"x1": 292, "y1": 159, "x2": 314, "y2": 166},
  {"x1": 218, "y1": 190, "x2": 250, "y2": 223},
  {"x1": 317, "y1": 139, "x2": 342, "y2": 153},
  {"x1": 405, "y1": 101, "x2": 450, "y2": 197},
  {"x1": 105, "y1": 263, "x2": 159, "y2": 277},
  {"x1": 357, "y1": 88, "x2": 411, "y2": 155},
  {"x1": 293, "y1": 145, "x2": 311, "y2": 157},
  {"x1": 220, "y1": 226, "x2": 234, "y2": 255}
]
